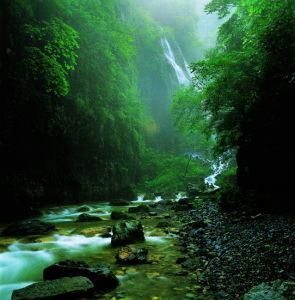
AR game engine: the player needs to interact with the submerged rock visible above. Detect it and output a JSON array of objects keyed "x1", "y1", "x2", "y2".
[
  {"x1": 43, "y1": 260, "x2": 119, "y2": 292},
  {"x1": 110, "y1": 211, "x2": 135, "y2": 220},
  {"x1": 76, "y1": 213, "x2": 102, "y2": 222},
  {"x1": 12, "y1": 276, "x2": 94, "y2": 300},
  {"x1": 116, "y1": 246, "x2": 148, "y2": 264},
  {"x1": 111, "y1": 220, "x2": 145, "y2": 246},
  {"x1": 75, "y1": 205, "x2": 91, "y2": 212},
  {"x1": 1, "y1": 220, "x2": 55, "y2": 236},
  {"x1": 128, "y1": 204, "x2": 150, "y2": 213}
]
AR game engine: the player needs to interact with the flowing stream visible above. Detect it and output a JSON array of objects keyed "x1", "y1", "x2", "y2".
[{"x1": 0, "y1": 199, "x2": 194, "y2": 300}]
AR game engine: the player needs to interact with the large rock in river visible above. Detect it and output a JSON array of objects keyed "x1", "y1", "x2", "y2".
[
  {"x1": 76, "y1": 213, "x2": 102, "y2": 222},
  {"x1": 43, "y1": 260, "x2": 119, "y2": 292},
  {"x1": 111, "y1": 220, "x2": 145, "y2": 246},
  {"x1": 1, "y1": 220, "x2": 55, "y2": 236},
  {"x1": 12, "y1": 276, "x2": 94, "y2": 300}
]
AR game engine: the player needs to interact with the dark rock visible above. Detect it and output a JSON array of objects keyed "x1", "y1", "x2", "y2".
[
  {"x1": 156, "y1": 221, "x2": 171, "y2": 228},
  {"x1": 116, "y1": 246, "x2": 148, "y2": 264},
  {"x1": 128, "y1": 204, "x2": 150, "y2": 213},
  {"x1": 111, "y1": 221, "x2": 145, "y2": 246},
  {"x1": 100, "y1": 233, "x2": 112, "y2": 238},
  {"x1": 178, "y1": 198, "x2": 194, "y2": 205},
  {"x1": 1, "y1": 220, "x2": 55, "y2": 236},
  {"x1": 149, "y1": 212, "x2": 157, "y2": 216},
  {"x1": 75, "y1": 206, "x2": 90, "y2": 212},
  {"x1": 12, "y1": 276, "x2": 94, "y2": 300},
  {"x1": 176, "y1": 257, "x2": 186, "y2": 264},
  {"x1": 43, "y1": 260, "x2": 119, "y2": 292},
  {"x1": 76, "y1": 213, "x2": 102, "y2": 222},
  {"x1": 174, "y1": 203, "x2": 193, "y2": 211},
  {"x1": 109, "y1": 199, "x2": 130, "y2": 206},
  {"x1": 110, "y1": 211, "x2": 134, "y2": 220}
]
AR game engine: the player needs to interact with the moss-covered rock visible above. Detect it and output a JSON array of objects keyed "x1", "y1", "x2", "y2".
[{"x1": 111, "y1": 221, "x2": 145, "y2": 246}]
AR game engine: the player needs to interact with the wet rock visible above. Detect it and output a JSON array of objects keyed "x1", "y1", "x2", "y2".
[
  {"x1": 156, "y1": 221, "x2": 171, "y2": 228},
  {"x1": 1, "y1": 220, "x2": 55, "y2": 236},
  {"x1": 149, "y1": 212, "x2": 157, "y2": 216},
  {"x1": 111, "y1": 211, "x2": 134, "y2": 220},
  {"x1": 128, "y1": 204, "x2": 150, "y2": 213},
  {"x1": 243, "y1": 280, "x2": 288, "y2": 300},
  {"x1": 75, "y1": 206, "x2": 91, "y2": 212},
  {"x1": 12, "y1": 276, "x2": 94, "y2": 300},
  {"x1": 116, "y1": 246, "x2": 148, "y2": 264},
  {"x1": 176, "y1": 257, "x2": 186, "y2": 264},
  {"x1": 111, "y1": 221, "x2": 145, "y2": 246},
  {"x1": 174, "y1": 202, "x2": 193, "y2": 211},
  {"x1": 43, "y1": 260, "x2": 119, "y2": 292},
  {"x1": 109, "y1": 199, "x2": 130, "y2": 206},
  {"x1": 76, "y1": 213, "x2": 102, "y2": 222}
]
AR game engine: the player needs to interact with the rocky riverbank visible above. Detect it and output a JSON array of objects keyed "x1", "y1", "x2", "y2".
[{"x1": 175, "y1": 197, "x2": 295, "y2": 299}]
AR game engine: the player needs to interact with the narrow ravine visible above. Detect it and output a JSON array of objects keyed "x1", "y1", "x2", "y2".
[{"x1": 0, "y1": 198, "x2": 199, "y2": 300}]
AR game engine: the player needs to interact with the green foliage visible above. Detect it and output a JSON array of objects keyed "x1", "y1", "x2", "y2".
[{"x1": 138, "y1": 148, "x2": 210, "y2": 194}]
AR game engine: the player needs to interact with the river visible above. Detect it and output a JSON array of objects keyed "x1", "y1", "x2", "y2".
[{"x1": 0, "y1": 197, "x2": 196, "y2": 300}]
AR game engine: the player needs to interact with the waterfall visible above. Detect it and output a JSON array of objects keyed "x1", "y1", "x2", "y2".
[{"x1": 161, "y1": 37, "x2": 190, "y2": 86}]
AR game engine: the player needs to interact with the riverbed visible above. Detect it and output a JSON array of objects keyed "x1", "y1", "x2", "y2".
[{"x1": 0, "y1": 198, "x2": 196, "y2": 300}]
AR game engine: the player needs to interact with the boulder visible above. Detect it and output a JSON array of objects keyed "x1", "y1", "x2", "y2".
[
  {"x1": 110, "y1": 211, "x2": 134, "y2": 220},
  {"x1": 116, "y1": 246, "x2": 148, "y2": 264},
  {"x1": 149, "y1": 212, "x2": 157, "y2": 216},
  {"x1": 76, "y1": 213, "x2": 102, "y2": 222},
  {"x1": 111, "y1": 220, "x2": 145, "y2": 246},
  {"x1": 1, "y1": 220, "x2": 55, "y2": 236},
  {"x1": 128, "y1": 205, "x2": 150, "y2": 214},
  {"x1": 243, "y1": 280, "x2": 291, "y2": 300},
  {"x1": 75, "y1": 206, "x2": 91, "y2": 212},
  {"x1": 109, "y1": 199, "x2": 130, "y2": 206},
  {"x1": 43, "y1": 260, "x2": 119, "y2": 292},
  {"x1": 12, "y1": 276, "x2": 94, "y2": 300}
]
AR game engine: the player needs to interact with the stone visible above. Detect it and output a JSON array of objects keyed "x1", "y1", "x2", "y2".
[
  {"x1": 1, "y1": 220, "x2": 55, "y2": 236},
  {"x1": 12, "y1": 276, "x2": 94, "y2": 300},
  {"x1": 149, "y1": 212, "x2": 157, "y2": 216},
  {"x1": 75, "y1": 206, "x2": 90, "y2": 212},
  {"x1": 111, "y1": 221, "x2": 145, "y2": 246},
  {"x1": 128, "y1": 205, "x2": 150, "y2": 213},
  {"x1": 243, "y1": 280, "x2": 289, "y2": 300},
  {"x1": 43, "y1": 260, "x2": 119, "y2": 292},
  {"x1": 116, "y1": 246, "x2": 148, "y2": 264},
  {"x1": 111, "y1": 211, "x2": 135, "y2": 220},
  {"x1": 76, "y1": 213, "x2": 102, "y2": 222}
]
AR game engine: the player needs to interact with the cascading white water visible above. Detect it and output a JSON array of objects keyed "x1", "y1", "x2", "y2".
[
  {"x1": 161, "y1": 37, "x2": 190, "y2": 86},
  {"x1": 204, "y1": 158, "x2": 229, "y2": 189}
]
